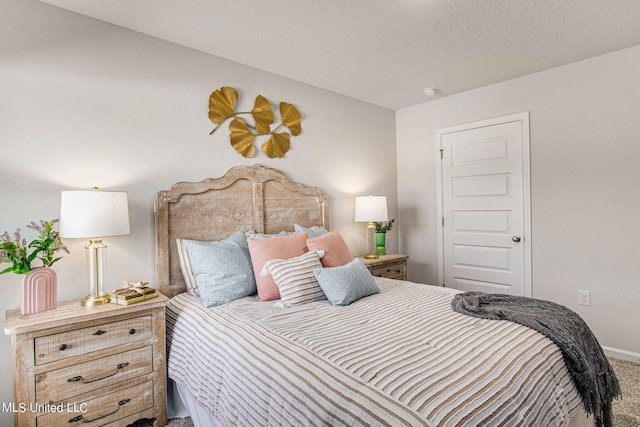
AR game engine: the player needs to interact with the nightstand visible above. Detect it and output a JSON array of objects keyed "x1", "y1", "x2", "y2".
[
  {"x1": 358, "y1": 254, "x2": 409, "y2": 280},
  {"x1": 4, "y1": 294, "x2": 168, "y2": 427}
]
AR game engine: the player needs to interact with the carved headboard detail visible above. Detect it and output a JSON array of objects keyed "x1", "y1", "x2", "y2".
[{"x1": 155, "y1": 164, "x2": 329, "y2": 297}]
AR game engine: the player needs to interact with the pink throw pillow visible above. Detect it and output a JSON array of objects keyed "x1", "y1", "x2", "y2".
[
  {"x1": 306, "y1": 231, "x2": 353, "y2": 267},
  {"x1": 248, "y1": 233, "x2": 308, "y2": 301}
]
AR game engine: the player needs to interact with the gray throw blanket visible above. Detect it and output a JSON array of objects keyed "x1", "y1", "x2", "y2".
[{"x1": 451, "y1": 292, "x2": 620, "y2": 427}]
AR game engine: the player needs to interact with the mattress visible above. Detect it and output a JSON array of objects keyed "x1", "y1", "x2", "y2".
[{"x1": 166, "y1": 277, "x2": 582, "y2": 426}]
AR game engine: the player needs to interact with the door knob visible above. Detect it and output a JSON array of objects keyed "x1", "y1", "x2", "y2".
[{"x1": 512, "y1": 235, "x2": 522, "y2": 243}]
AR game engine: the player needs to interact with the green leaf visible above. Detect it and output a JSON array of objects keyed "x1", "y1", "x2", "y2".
[
  {"x1": 3, "y1": 246, "x2": 16, "y2": 256},
  {"x1": 0, "y1": 266, "x2": 14, "y2": 275}
]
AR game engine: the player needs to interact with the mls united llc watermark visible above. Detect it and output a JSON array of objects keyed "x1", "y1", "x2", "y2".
[{"x1": 2, "y1": 402, "x2": 88, "y2": 414}]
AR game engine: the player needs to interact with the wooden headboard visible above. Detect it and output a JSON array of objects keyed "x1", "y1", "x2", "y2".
[{"x1": 155, "y1": 164, "x2": 329, "y2": 297}]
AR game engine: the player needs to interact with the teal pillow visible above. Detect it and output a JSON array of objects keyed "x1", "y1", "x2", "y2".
[
  {"x1": 294, "y1": 224, "x2": 329, "y2": 238},
  {"x1": 182, "y1": 239, "x2": 256, "y2": 307},
  {"x1": 313, "y1": 258, "x2": 379, "y2": 306}
]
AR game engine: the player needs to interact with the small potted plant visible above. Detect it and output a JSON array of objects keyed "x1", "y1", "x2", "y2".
[
  {"x1": 373, "y1": 218, "x2": 395, "y2": 256},
  {"x1": 0, "y1": 219, "x2": 69, "y2": 314}
]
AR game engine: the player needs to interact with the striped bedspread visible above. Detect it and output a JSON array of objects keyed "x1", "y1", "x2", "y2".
[{"x1": 166, "y1": 278, "x2": 582, "y2": 426}]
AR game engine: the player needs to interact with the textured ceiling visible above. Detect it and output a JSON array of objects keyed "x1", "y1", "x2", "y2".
[{"x1": 34, "y1": 0, "x2": 640, "y2": 110}]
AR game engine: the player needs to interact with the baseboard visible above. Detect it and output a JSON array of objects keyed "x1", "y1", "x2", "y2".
[{"x1": 602, "y1": 345, "x2": 640, "y2": 364}]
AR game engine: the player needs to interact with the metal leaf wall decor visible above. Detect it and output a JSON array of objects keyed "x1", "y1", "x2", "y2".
[{"x1": 208, "y1": 87, "x2": 302, "y2": 158}]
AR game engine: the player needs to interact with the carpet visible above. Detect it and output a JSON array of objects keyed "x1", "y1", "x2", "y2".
[
  {"x1": 609, "y1": 357, "x2": 640, "y2": 427},
  {"x1": 166, "y1": 417, "x2": 193, "y2": 427}
]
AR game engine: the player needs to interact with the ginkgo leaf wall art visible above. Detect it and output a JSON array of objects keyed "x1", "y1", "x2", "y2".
[{"x1": 208, "y1": 87, "x2": 302, "y2": 158}]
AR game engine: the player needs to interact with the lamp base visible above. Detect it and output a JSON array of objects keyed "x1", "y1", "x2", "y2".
[
  {"x1": 364, "y1": 222, "x2": 379, "y2": 260},
  {"x1": 81, "y1": 294, "x2": 111, "y2": 307}
]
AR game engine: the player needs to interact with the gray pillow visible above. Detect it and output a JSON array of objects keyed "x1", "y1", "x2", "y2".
[
  {"x1": 182, "y1": 239, "x2": 256, "y2": 307},
  {"x1": 313, "y1": 258, "x2": 379, "y2": 306}
]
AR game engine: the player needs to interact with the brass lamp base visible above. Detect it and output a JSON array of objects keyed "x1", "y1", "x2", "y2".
[
  {"x1": 81, "y1": 294, "x2": 111, "y2": 307},
  {"x1": 83, "y1": 237, "x2": 110, "y2": 307},
  {"x1": 364, "y1": 221, "x2": 379, "y2": 260}
]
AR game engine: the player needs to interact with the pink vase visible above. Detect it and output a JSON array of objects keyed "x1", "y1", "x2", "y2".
[{"x1": 21, "y1": 267, "x2": 57, "y2": 315}]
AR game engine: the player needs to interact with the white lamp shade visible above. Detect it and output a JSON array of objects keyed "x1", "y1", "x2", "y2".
[
  {"x1": 355, "y1": 196, "x2": 388, "y2": 222},
  {"x1": 60, "y1": 190, "x2": 130, "y2": 238}
]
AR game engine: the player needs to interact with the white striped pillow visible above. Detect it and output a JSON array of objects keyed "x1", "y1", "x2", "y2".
[
  {"x1": 263, "y1": 250, "x2": 326, "y2": 306},
  {"x1": 176, "y1": 238, "x2": 199, "y2": 296}
]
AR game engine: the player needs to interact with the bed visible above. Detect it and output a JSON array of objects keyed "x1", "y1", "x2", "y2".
[{"x1": 156, "y1": 164, "x2": 590, "y2": 426}]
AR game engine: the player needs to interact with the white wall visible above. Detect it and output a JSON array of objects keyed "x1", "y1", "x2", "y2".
[
  {"x1": 396, "y1": 44, "x2": 640, "y2": 357},
  {"x1": 0, "y1": 2, "x2": 397, "y2": 424}
]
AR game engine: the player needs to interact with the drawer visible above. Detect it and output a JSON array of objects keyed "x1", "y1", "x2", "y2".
[
  {"x1": 36, "y1": 380, "x2": 153, "y2": 426},
  {"x1": 36, "y1": 346, "x2": 153, "y2": 404},
  {"x1": 370, "y1": 263, "x2": 406, "y2": 280},
  {"x1": 35, "y1": 315, "x2": 152, "y2": 365}
]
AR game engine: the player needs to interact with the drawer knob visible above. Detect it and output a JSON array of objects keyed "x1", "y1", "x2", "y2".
[
  {"x1": 129, "y1": 328, "x2": 136, "y2": 335},
  {"x1": 93, "y1": 329, "x2": 107, "y2": 336},
  {"x1": 58, "y1": 343, "x2": 67, "y2": 351}
]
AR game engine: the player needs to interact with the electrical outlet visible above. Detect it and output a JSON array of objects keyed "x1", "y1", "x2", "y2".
[{"x1": 578, "y1": 290, "x2": 591, "y2": 306}]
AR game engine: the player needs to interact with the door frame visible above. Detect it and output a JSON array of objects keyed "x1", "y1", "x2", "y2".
[{"x1": 435, "y1": 112, "x2": 532, "y2": 296}]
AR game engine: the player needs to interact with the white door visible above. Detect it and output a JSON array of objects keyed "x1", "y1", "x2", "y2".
[{"x1": 437, "y1": 113, "x2": 531, "y2": 296}]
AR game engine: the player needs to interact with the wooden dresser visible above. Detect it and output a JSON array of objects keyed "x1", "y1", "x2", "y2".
[
  {"x1": 358, "y1": 254, "x2": 409, "y2": 280},
  {"x1": 4, "y1": 294, "x2": 168, "y2": 427}
]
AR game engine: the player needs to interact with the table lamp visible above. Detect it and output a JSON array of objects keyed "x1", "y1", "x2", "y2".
[
  {"x1": 60, "y1": 188, "x2": 130, "y2": 306},
  {"x1": 355, "y1": 195, "x2": 388, "y2": 259}
]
